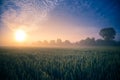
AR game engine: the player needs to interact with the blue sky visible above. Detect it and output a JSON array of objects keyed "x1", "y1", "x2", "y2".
[
  {"x1": 0, "y1": 0, "x2": 120, "y2": 44},
  {"x1": 51, "y1": 0, "x2": 120, "y2": 28}
]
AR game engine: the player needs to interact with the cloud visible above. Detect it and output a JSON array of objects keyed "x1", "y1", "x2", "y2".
[{"x1": 1, "y1": 0, "x2": 61, "y2": 31}]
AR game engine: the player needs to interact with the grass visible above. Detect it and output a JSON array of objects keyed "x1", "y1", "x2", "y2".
[{"x1": 0, "y1": 47, "x2": 120, "y2": 80}]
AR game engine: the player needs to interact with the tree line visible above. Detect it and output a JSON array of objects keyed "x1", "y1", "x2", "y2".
[{"x1": 33, "y1": 27, "x2": 120, "y2": 46}]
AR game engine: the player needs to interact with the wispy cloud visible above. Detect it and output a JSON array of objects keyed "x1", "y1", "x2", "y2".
[{"x1": 1, "y1": 0, "x2": 61, "y2": 31}]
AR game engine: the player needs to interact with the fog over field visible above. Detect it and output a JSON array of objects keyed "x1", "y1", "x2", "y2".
[{"x1": 0, "y1": 0, "x2": 120, "y2": 80}]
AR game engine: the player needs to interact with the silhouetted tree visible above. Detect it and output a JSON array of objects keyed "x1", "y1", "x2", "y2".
[
  {"x1": 50, "y1": 40, "x2": 55, "y2": 45},
  {"x1": 80, "y1": 37, "x2": 96, "y2": 46},
  {"x1": 63, "y1": 40, "x2": 71, "y2": 45},
  {"x1": 43, "y1": 40, "x2": 48, "y2": 45},
  {"x1": 56, "y1": 38, "x2": 62, "y2": 44},
  {"x1": 99, "y1": 27, "x2": 116, "y2": 40}
]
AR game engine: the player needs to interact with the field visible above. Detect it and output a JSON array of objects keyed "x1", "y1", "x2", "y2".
[{"x1": 0, "y1": 47, "x2": 120, "y2": 80}]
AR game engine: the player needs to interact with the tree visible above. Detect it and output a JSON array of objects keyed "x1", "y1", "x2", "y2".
[
  {"x1": 43, "y1": 40, "x2": 48, "y2": 45},
  {"x1": 56, "y1": 38, "x2": 62, "y2": 44},
  {"x1": 80, "y1": 37, "x2": 95, "y2": 46},
  {"x1": 64, "y1": 40, "x2": 71, "y2": 45},
  {"x1": 99, "y1": 27, "x2": 116, "y2": 40},
  {"x1": 50, "y1": 40, "x2": 55, "y2": 45}
]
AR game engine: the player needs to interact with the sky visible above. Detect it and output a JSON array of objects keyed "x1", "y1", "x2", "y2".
[{"x1": 0, "y1": 0, "x2": 120, "y2": 45}]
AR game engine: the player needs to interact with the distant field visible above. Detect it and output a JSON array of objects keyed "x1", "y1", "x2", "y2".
[{"x1": 0, "y1": 47, "x2": 120, "y2": 80}]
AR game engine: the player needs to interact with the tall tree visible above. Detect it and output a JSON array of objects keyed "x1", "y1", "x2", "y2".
[{"x1": 99, "y1": 27, "x2": 116, "y2": 40}]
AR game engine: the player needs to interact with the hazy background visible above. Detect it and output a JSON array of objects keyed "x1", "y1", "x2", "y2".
[{"x1": 0, "y1": 0, "x2": 120, "y2": 45}]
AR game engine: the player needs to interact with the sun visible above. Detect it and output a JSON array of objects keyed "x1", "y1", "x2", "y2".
[{"x1": 15, "y1": 29, "x2": 26, "y2": 42}]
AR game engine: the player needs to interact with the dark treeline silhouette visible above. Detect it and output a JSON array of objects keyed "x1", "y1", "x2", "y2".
[
  {"x1": 33, "y1": 27, "x2": 120, "y2": 47},
  {"x1": 77, "y1": 27, "x2": 120, "y2": 46},
  {"x1": 33, "y1": 38, "x2": 73, "y2": 47}
]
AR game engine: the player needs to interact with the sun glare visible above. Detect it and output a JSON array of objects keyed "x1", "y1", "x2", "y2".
[{"x1": 15, "y1": 29, "x2": 26, "y2": 42}]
